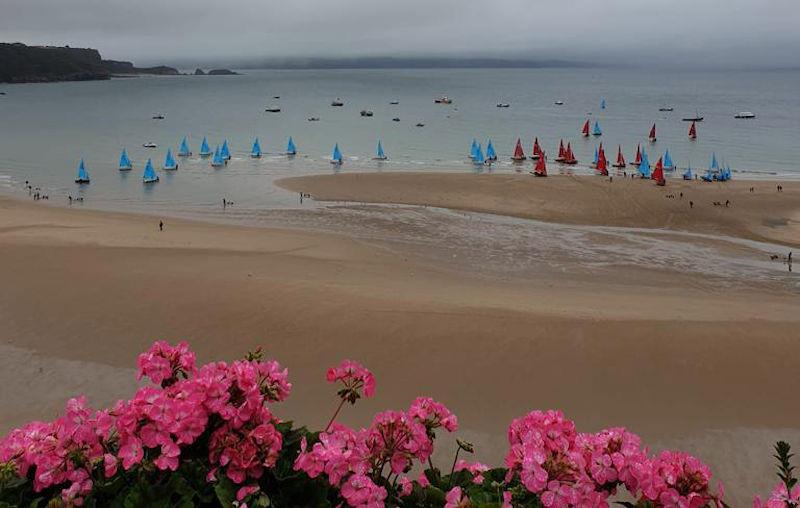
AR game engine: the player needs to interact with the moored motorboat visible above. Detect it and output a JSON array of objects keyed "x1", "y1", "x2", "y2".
[
  {"x1": 143, "y1": 142, "x2": 157, "y2": 148},
  {"x1": 659, "y1": 107, "x2": 674, "y2": 112},
  {"x1": 265, "y1": 107, "x2": 281, "y2": 113},
  {"x1": 496, "y1": 103, "x2": 510, "y2": 108},
  {"x1": 331, "y1": 98, "x2": 344, "y2": 107},
  {"x1": 359, "y1": 110, "x2": 373, "y2": 117},
  {"x1": 434, "y1": 96, "x2": 453, "y2": 104},
  {"x1": 734, "y1": 111, "x2": 756, "y2": 119}
]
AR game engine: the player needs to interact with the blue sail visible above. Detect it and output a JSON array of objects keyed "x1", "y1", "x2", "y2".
[
  {"x1": 376, "y1": 140, "x2": 386, "y2": 159},
  {"x1": 119, "y1": 149, "x2": 132, "y2": 170},
  {"x1": 710, "y1": 153, "x2": 719, "y2": 171},
  {"x1": 600, "y1": 98, "x2": 606, "y2": 109},
  {"x1": 211, "y1": 146, "x2": 225, "y2": 167},
  {"x1": 221, "y1": 140, "x2": 231, "y2": 160},
  {"x1": 199, "y1": 137, "x2": 211, "y2": 156},
  {"x1": 470, "y1": 139, "x2": 478, "y2": 158},
  {"x1": 75, "y1": 159, "x2": 90, "y2": 183},
  {"x1": 178, "y1": 137, "x2": 191, "y2": 157},
  {"x1": 663, "y1": 149, "x2": 673, "y2": 170},
  {"x1": 486, "y1": 140, "x2": 497, "y2": 160},
  {"x1": 251, "y1": 138, "x2": 262, "y2": 158},
  {"x1": 474, "y1": 143, "x2": 485, "y2": 165},
  {"x1": 593, "y1": 148, "x2": 599, "y2": 165},
  {"x1": 331, "y1": 143, "x2": 343, "y2": 164},
  {"x1": 592, "y1": 121, "x2": 602, "y2": 136},
  {"x1": 638, "y1": 149, "x2": 651, "y2": 178},
  {"x1": 143, "y1": 158, "x2": 159, "y2": 182},
  {"x1": 163, "y1": 148, "x2": 177, "y2": 170},
  {"x1": 683, "y1": 166, "x2": 694, "y2": 180},
  {"x1": 286, "y1": 137, "x2": 297, "y2": 155}
]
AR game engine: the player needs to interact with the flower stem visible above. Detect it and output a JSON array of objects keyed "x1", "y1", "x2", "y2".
[
  {"x1": 447, "y1": 447, "x2": 461, "y2": 489},
  {"x1": 324, "y1": 398, "x2": 347, "y2": 433}
]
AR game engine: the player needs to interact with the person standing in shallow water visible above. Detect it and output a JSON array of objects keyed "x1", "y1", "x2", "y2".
[{"x1": 159, "y1": 220, "x2": 163, "y2": 231}]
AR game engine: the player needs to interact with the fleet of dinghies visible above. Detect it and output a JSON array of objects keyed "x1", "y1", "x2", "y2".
[{"x1": 73, "y1": 96, "x2": 736, "y2": 187}]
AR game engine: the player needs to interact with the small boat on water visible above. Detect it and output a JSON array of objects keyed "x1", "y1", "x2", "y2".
[
  {"x1": 265, "y1": 107, "x2": 281, "y2": 113},
  {"x1": 532, "y1": 151, "x2": 547, "y2": 177},
  {"x1": 330, "y1": 143, "x2": 343, "y2": 165},
  {"x1": 682, "y1": 110, "x2": 704, "y2": 122},
  {"x1": 530, "y1": 137, "x2": 542, "y2": 160},
  {"x1": 389, "y1": 101, "x2": 399, "y2": 105},
  {"x1": 143, "y1": 158, "x2": 159, "y2": 183},
  {"x1": 563, "y1": 142, "x2": 577, "y2": 165},
  {"x1": 163, "y1": 148, "x2": 178, "y2": 170},
  {"x1": 630, "y1": 144, "x2": 642, "y2": 167},
  {"x1": 211, "y1": 146, "x2": 226, "y2": 168},
  {"x1": 688, "y1": 121, "x2": 697, "y2": 140},
  {"x1": 735, "y1": 111, "x2": 756, "y2": 119},
  {"x1": 555, "y1": 140, "x2": 566, "y2": 163},
  {"x1": 592, "y1": 120, "x2": 602, "y2": 136},
  {"x1": 178, "y1": 137, "x2": 192, "y2": 157},
  {"x1": 331, "y1": 99, "x2": 344, "y2": 107},
  {"x1": 683, "y1": 166, "x2": 694, "y2": 180},
  {"x1": 511, "y1": 138, "x2": 526, "y2": 162},
  {"x1": 360, "y1": 110, "x2": 373, "y2": 117},
  {"x1": 415, "y1": 123, "x2": 425, "y2": 127},
  {"x1": 373, "y1": 140, "x2": 387, "y2": 161},
  {"x1": 648, "y1": 123, "x2": 657, "y2": 142},
  {"x1": 199, "y1": 137, "x2": 212, "y2": 157},
  {"x1": 152, "y1": 114, "x2": 165, "y2": 120},
  {"x1": 251, "y1": 138, "x2": 262, "y2": 158},
  {"x1": 581, "y1": 119, "x2": 590, "y2": 137},
  {"x1": 308, "y1": 117, "x2": 320, "y2": 122},
  {"x1": 596, "y1": 149, "x2": 608, "y2": 176},
  {"x1": 663, "y1": 149, "x2": 674, "y2": 171},
  {"x1": 652, "y1": 157, "x2": 666, "y2": 186},
  {"x1": 286, "y1": 137, "x2": 297, "y2": 156},
  {"x1": 75, "y1": 159, "x2": 90, "y2": 183},
  {"x1": 434, "y1": 96, "x2": 453, "y2": 104},
  {"x1": 612, "y1": 145, "x2": 626, "y2": 168},
  {"x1": 392, "y1": 117, "x2": 400, "y2": 122},
  {"x1": 473, "y1": 143, "x2": 487, "y2": 166},
  {"x1": 469, "y1": 139, "x2": 478, "y2": 160},
  {"x1": 220, "y1": 140, "x2": 231, "y2": 161},
  {"x1": 638, "y1": 149, "x2": 651, "y2": 178},
  {"x1": 659, "y1": 107, "x2": 674, "y2": 112},
  {"x1": 600, "y1": 98, "x2": 606, "y2": 110},
  {"x1": 119, "y1": 149, "x2": 133, "y2": 171},
  {"x1": 496, "y1": 103, "x2": 510, "y2": 108},
  {"x1": 486, "y1": 140, "x2": 497, "y2": 161},
  {"x1": 143, "y1": 142, "x2": 157, "y2": 148},
  {"x1": 554, "y1": 100, "x2": 564, "y2": 105}
]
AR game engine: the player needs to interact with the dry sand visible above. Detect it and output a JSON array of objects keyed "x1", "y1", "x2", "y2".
[{"x1": 2, "y1": 175, "x2": 799, "y2": 504}]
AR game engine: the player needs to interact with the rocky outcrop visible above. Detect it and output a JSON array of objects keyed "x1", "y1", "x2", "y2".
[
  {"x1": 0, "y1": 43, "x2": 179, "y2": 83},
  {"x1": 207, "y1": 69, "x2": 239, "y2": 75},
  {"x1": 194, "y1": 68, "x2": 206, "y2": 75}
]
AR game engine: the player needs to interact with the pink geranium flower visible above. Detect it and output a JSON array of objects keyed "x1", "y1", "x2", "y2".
[{"x1": 327, "y1": 360, "x2": 376, "y2": 403}]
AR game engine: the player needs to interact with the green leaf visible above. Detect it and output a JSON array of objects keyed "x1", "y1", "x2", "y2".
[{"x1": 214, "y1": 477, "x2": 237, "y2": 508}]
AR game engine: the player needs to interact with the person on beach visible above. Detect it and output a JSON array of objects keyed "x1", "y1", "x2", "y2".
[
  {"x1": 690, "y1": 201, "x2": 694, "y2": 209},
  {"x1": 68, "y1": 196, "x2": 72, "y2": 205},
  {"x1": 159, "y1": 220, "x2": 163, "y2": 231},
  {"x1": 725, "y1": 200, "x2": 730, "y2": 207},
  {"x1": 223, "y1": 198, "x2": 226, "y2": 208}
]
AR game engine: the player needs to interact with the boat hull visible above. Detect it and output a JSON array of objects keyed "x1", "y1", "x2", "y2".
[{"x1": 74, "y1": 179, "x2": 90, "y2": 184}]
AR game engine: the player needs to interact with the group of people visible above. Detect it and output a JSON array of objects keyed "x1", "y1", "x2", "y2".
[{"x1": 24, "y1": 181, "x2": 49, "y2": 200}]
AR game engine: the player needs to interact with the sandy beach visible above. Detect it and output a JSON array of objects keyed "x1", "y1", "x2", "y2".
[{"x1": 2, "y1": 174, "x2": 799, "y2": 504}]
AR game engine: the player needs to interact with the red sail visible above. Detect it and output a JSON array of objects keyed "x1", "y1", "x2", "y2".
[
  {"x1": 597, "y1": 151, "x2": 608, "y2": 175},
  {"x1": 582, "y1": 120, "x2": 590, "y2": 137},
  {"x1": 652, "y1": 157, "x2": 665, "y2": 182},
  {"x1": 633, "y1": 144, "x2": 642, "y2": 165},
  {"x1": 616, "y1": 145, "x2": 626, "y2": 166},
  {"x1": 534, "y1": 152, "x2": 547, "y2": 176},
  {"x1": 649, "y1": 123, "x2": 657, "y2": 141},
  {"x1": 598, "y1": 142, "x2": 605, "y2": 162},
  {"x1": 689, "y1": 121, "x2": 697, "y2": 139},
  {"x1": 557, "y1": 140, "x2": 565, "y2": 159},
  {"x1": 565, "y1": 142, "x2": 576, "y2": 164},
  {"x1": 532, "y1": 137, "x2": 541, "y2": 155},
  {"x1": 512, "y1": 138, "x2": 525, "y2": 160}
]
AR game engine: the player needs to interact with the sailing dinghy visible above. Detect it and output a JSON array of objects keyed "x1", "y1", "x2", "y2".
[
  {"x1": 612, "y1": 145, "x2": 626, "y2": 168},
  {"x1": 592, "y1": 120, "x2": 602, "y2": 136},
  {"x1": 199, "y1": 137, "x2": 212, "y2": 157},
  {"x1": 486, "y1": 140, "x2": 497, "y2": 161},
  {"x1": 373, "y1": 140, "x2": 387, "y2": 161},
  {"x1": 511, "y1": 138, "x2": 525, "y2": 161},
  {"x1": 532, "y1": 152, "x2": 547, "y2": 177},
  {"x1": 581, "y1": 119, "x2": 590, "y2": 137},
  {"x1": 251, "y1": 138, "x2": 262, "y2": 158},
  {"x1": 638, "y1": 149, "x2": 651, "y2": 178},
  {"x1": 220, "y1": 140, "x2": 231, "y2": 161},
  {"x1": 119, "y1": 149, "x2": 132, "y2": 171},
  {"x1": 530, "y1": 137, "x2": 542, "y2": 160},
  {"x1": 163, "y1": 148, "x2": 178, "y2": 170},
  {"x1": 75, "y1": 159, "x2": 90, "y2": 183},
  {"x1": 555, "y1": 140, "x2": 566, "y2": 163},
  {"x1": 211, "y1": 146, "x2": 225, "y2": 167},
  {"x1": 142, "y1": 158, "x2": 159, "y2": 183},
  {"x1": 286, "y1": 137, "x2": 297, "y2": 156},
  {"x1": 330, "y1": 143, "x2": 343, "y2": 165},
  {"x1": 663, "y1": 149, "x2": 674, "y2": 171},
  {"x1": 178, "y1": 137, "x2": 191, "y2": 157},
  {"x1": 630, "y1": 144, "x2": 642, "y2": 167},
  {"x1": 648, "y1": 123, "x2": 657, "y2": 143},
  {"x1": 688, "y1": 121, "x2": 697, "y2": 140}
]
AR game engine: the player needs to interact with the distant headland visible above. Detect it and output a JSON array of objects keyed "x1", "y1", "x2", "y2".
[{"x1": 0, "y1": 43, "x2": 180, "y2": 83}]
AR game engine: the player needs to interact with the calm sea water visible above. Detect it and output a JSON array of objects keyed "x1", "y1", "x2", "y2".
[{"x1": 1, "y1": 68, "x2": 799, "y2": 216}]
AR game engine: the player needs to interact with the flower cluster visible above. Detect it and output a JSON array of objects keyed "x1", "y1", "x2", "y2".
[
  {"x1": 754, "y1": 482, "x2": 800, "y2": 508},
  {"x1": 136, "y1": 340, "x2": 196, "y2": 386},
  {"x1": 504, "y1": 410, "x2": 723, "y2": 508},
  {"x1": 327, "y1": 359, "x2": 376, "y2": 403},
  {"x1": 294, "y1": 396, "x2": 458, "y2": 507}
]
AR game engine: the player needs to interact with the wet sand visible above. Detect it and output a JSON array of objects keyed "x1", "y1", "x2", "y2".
[
  {"x1": 278, "y1": 172, "x2": 800, "y2": 247},
  {"x1": 1, "y1": 182, "x2": 799, "y2": 505}
]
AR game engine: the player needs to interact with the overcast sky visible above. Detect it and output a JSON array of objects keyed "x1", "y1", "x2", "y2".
[{"x1": 1, "y1": 0, "x2": 798, "y2": 68}]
